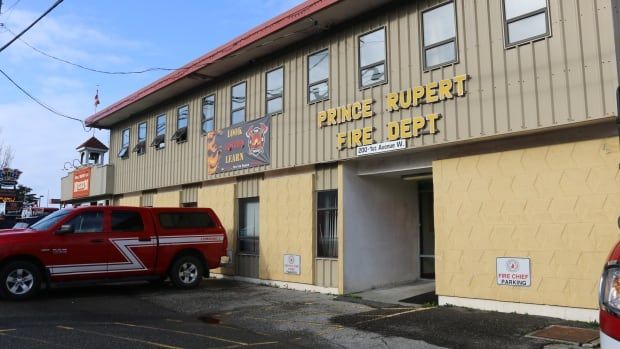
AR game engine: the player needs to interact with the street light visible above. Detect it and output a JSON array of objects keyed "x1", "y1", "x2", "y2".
[{"x1": 37, "y1": 195, "x2": 44, "y2": 207}]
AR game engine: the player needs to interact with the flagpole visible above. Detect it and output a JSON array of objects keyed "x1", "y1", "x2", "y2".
[{"x1": 94, "y1": 85, "x2": 99, "y2": 113}]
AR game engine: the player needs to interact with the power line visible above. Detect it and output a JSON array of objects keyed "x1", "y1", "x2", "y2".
[
  {"x1": 1, "y1": 0, "x2": 22, "y2": 23},
  {"x1": 2, "y1": 25, "x2": 186, "y2": 75},
  {"x1": 0, "y1": 0, "x2": 63, "y2": 53},
  {"x1": 0, "y1": 67, "x2": 88, "y2": 130}
]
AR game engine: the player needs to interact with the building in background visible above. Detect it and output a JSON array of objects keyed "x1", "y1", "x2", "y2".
[
  {"x1": 61, "y1": 136, "x2": 113, "y2": 206},
  {"x1": 61, "y1": 0, "x2": 620, "y2": 322}
]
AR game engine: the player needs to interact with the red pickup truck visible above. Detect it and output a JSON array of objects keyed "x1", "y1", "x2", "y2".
[{"x1": 0, "y1": 206, "x2": 228, "y2": 299}]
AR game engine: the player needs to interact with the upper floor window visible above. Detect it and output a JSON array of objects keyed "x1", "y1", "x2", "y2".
[
  {"x1": 172, "y1": 105, "x2": 188, "y2": 143},
  {"x1": 422, "y1": 1, "x2": 457, "y2": 69},
  {"x1": 503, "y1": 0, "x2": 549, "y2": 46},
  {"x1": 359, "y1": 28, "x2": 387, "y2": 88},
  {"x1": 202, "y1": 94, "x2": 215, "y2": 134},
  {"x1": 151, "y1": 114, "x2": 166, "y2": 150},
  {"x1": 266, "y1": 67, "x2": 284, "y2": 115},
  {"x1": 133, "y1": 122, "x2": 147, "y2": 156},
  {"x1": 118, "y1": 128, "x2": 130, "y2": 159},
  {"x1": 231, "y1": 82, "x2": 246, "y2": 125},
  {"x1": 308, "y1": 49, "x2": 329, "y2": 103}
]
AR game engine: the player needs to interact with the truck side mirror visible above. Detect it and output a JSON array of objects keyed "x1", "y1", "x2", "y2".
[{"x1": 56, "y1": 224, "x2": 74, "y2": 235}]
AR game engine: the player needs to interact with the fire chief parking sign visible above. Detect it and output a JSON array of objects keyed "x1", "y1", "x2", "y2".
[{"x1": 496, "y1": 257, "x2": 531, "y2": 287}]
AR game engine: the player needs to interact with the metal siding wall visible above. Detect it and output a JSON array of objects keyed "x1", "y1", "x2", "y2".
[
  {"x1": 107, "y1": 0, "x2": 618, "y2": 195},
  {"x1": 140, "y1": 191, "x2": 154, "y2": 207},
  {"x1": 236, "y1": 175, "x2": 261, "y2": 198},
  {"x1": 180, "y1": 184, "x2": 201, "y2": 204},
  {"x1": 60, "y1": 175, "x2": 72, "y2": 201},
  {"x1": 315, "y1": 164, "x2": 338, "y2": 191},
  {"x1": 237, "y1": 255, "x2": 260, "y2": 278},
  {"x1": 315, "y1": 258, "x2": 339, "y2": 288}
]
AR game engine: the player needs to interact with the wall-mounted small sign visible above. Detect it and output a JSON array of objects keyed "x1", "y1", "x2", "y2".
[
  {"x1": 283, "y1": 254, "x2": 300, "y2": 275},
  {"x1": 356, "y1": 139, "x2": 406, "y2": 156},
  {"x1": 497, "y1": 257, "x2": 531, "y2": 287}
]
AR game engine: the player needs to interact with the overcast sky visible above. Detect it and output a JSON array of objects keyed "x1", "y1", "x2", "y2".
[{"x1": 0, "y1": 0, "x2": 303, "y2": 205}]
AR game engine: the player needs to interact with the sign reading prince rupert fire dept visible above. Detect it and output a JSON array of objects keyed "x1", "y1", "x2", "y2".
[{"x1": 207, "y1": 116, "x2": 271, "y2": 174}]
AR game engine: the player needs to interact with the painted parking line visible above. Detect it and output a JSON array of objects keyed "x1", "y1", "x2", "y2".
[
  {"x1": 352, "y1": 307, "x2": 434, "y2": 326},
  {"x1": 239, "y1": 315, "x2": 344, "y2": 329},
  {"x1": 0, "y1": 329, "x2": 16, "y2": 334},
  {"x1": 113, "y1": 322, "x2": 252, "y2": 346},
  {"x1": 57, "y1": 325, "x2": 182, "y2": 349},
  {"x1": 0, "y1": 332, "x2": 76, "y2": 348},
  {"x1": 208, "y1": 342, "x2": 280, "y2": 349}
]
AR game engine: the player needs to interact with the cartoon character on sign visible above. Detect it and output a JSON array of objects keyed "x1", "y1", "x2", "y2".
[
  {"x1": 246, "y1": 123, "x2": 269, "y2": 157},
  {"x1": 506, "y1": 259, "x2": 519, "y2": 272},
  {"x1": 206, "y1": 131, "x2": 221, "y2": 175}
]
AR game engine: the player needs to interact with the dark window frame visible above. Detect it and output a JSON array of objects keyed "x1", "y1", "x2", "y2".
[
  {"x1": 171, "y1": 105, "x2": 188, "y2": 143},
  {"x1": 158, "y1": 212, "x2": 215, "y2": 229},
  {"x1": 316, "y1": 190, "x2": 338, "y2": 259},
  {"x1": 358, "y1": 26, "x2": 388, "y2": 89},
  {"x1": 201, "y1": 94, "x2": 216, "y2": 135},
  {"x1": 502, "y1": 0, "x2": 551, "y2": 48},
  {"x1": 111, "y1": 210, "x2": 145, "y2": 232},
  {"x1": 421, "y1": 0, "x2": 459, "y2": 71},
  {"x1": 118, "y1": 128, "x2": 130, "y2": 159},
  {"x1": 307, "y1": 48, "x2": 329, "y2": 104},
  {"x1": 231, "y1": 81, "x2": 247, "y2": 125},
  {"x1": 265, "y1": 66, "x2": 284, "y2": 116},
  {"x1": 133, "y1": 122, "x2": 147, "y2": 155},
  {"x1": 151, "y1": 114, "x2": 166, "y2": 150},
  {"x1": 238, "y1": 197, "x2": 259, "y2": 255}
]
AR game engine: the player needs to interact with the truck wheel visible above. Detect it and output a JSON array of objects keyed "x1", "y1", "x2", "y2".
[
  {"x1": 0, "y1": 261, "x2": 41, "y2": 300},
  {"x1": 169, "y1": 255, "x2": 204, "y2": 289}
]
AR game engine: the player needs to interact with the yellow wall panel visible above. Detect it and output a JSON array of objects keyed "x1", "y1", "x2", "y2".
[
  {"x1": 259, "y1": 172, "x2": 314, "y2": 284},
  {"x1": 153, "y1": 190, "x2": 180, "y2": 207},
  {"x1": 118, "y1": 193, "x2": 140, "y2": 207},
  {"x1": 434, "y1": 137, "x2": 620, "y2": 309},
  {"x1": 197, "y1": 181, "x2": 236, "y2": 275}
]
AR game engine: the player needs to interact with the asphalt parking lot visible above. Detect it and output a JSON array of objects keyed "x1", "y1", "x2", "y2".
[
  {"x1": 0, "y1": 279, "x2": 438, "y2": 349},
  {"x1": 0, "y1": 282, "x2": 298, "y2": 349},
  {"x1": 0, "y1": 279, "x2": 598, "y2": 349}
]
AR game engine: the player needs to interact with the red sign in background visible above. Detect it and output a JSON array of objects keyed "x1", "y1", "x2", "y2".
[{"x1": 72, "y1": 167, "x2": 91, "y2": 198}]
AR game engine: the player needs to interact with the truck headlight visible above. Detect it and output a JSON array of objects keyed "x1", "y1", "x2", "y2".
[{"x1": 600, "y1": 264, "x2": 620, "y2": 316}]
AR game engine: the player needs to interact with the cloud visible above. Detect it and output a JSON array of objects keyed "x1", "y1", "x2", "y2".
[
  {"x1": 0, "y1": 9, "x2": 141, "y2": 69},
  {"x1": 0, "y1": 96, "x2": 109, "y2": 203}
]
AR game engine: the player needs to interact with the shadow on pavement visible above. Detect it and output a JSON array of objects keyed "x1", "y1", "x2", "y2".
[{"x1": 332, "y1": 305, "x2": 598, "y2": 349}]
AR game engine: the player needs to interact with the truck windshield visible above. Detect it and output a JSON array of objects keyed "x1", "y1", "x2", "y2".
[{"x1": 29, "y1": 209, "x2": 72, "y2": 231}]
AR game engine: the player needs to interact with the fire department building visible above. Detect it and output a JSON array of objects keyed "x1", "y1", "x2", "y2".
[{"x1": 61, "y1": 0, "x2": 619, "y2": 321}]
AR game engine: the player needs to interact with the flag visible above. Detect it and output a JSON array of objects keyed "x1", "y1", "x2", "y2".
[{"x1": 94, "y1": 89, "x2": 100, "y2": 107}]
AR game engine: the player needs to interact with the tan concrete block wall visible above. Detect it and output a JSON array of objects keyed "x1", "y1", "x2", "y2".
[
  {"x1": 198, "y1": 182, "x2": 236, "y2": 275},
  {"x1": 118, "y1": 194, "x2": 140, "y2": 207},
  {"x1": 259, "y1": 172, "x2": 314, "y2": 284},
  {"x1": 153, "y1": 190, "x2": 180, "y2": 207},
  {"x1": 434, "y1": 137, "x2": 620, "y2": 309}
]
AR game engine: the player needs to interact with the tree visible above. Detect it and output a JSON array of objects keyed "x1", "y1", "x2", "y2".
[{"x1": 0, "y1": 129, "x2": 14, "y2": 168}]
